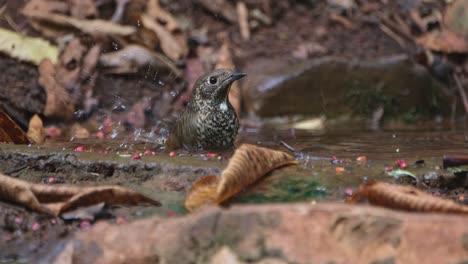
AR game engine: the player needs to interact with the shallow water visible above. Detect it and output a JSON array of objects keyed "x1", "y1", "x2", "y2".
[{"x1": 15, "y1": 123, "x2": 468, "y2": 216}]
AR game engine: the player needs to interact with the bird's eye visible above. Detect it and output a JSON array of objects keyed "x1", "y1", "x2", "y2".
[{"x1": 208, "y1": 76, "x2": 217, "y2": 84}]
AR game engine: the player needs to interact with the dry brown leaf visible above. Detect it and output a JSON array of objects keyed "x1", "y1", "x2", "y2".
[
  {"x1": 147, "y1": 0, "x2": 179, "y2": 32},
  {"x1": 196, "y1": 0, "x2": 238, "y2": 24},
  {"x1": 0, "y1": 111, "x2": 30, "y2": 144},
  {"x1": 23, "y1": 10, "x2": 136, "y2": 37},
  {"x1": 215, "y1": 34, "x2": 242, "y2": 117},
  {"x1": 141, "y1": 14, "x2": 187, "y2": 61},
  {"x1": 216, "y1": 144, "x2": 297, "y2": 203},
  {"x1": 417, "y1": 30, "x2": 468, "y2": 53},
  {"x1": 68, "y1": 0, "x2": 97, "y2": 19},
  {"x1": 185, "y1": 175, "x2": 220, "y2": 212},
  {"x1": 39, "y1": 59, "x2": 75, "y2": 120},
  {"x1": 70, "y1": 123, "x2": 90, "y2": 139},
  {"x1": 22, "y1": 0, "x2": 69, "y2": 15},
  {"x1": 236, "y1": 1, "x2": 250, "y2": 41},
  {"x1": 99, "y1": 44, "x2": 182, "y2": 76},
  {"x1": 0, "y1": 173, "x2": 160, "y2": 216},
  {"x1": 444, "y1": 0, "x2": 468, "y2": 38},
  {"x1": 56, "y1": 39, "x2": 85, "y2": 92},
  {"x1": 185, "y1": 144, "x2": 297, "y2": 212},
  {"x1": 81, "y1": 44, "x2": 101, "y2": 78},
  {"x1": 27, "y1": 114, "x2": 46, "y2": 144},
  {"x1": 349, "y1": 182, "x2": 468, "y2": 214}
]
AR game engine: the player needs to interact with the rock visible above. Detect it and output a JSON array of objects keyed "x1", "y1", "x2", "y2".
[
  {"x1": 42, "y1": 203, "x2": 468, "y2": 263},
  {"x1": 242, "y1": 55, "x2": 450, "y2": 120}
]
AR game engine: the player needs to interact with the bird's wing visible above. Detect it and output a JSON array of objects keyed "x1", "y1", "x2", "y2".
[{"x1": 166, "y1": 110, "x2": 198, "y2": 150}]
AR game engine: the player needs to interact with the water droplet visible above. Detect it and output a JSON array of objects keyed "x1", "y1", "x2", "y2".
[{"x1": 112, "y1": 42, "x2": 119, "y2": 50}]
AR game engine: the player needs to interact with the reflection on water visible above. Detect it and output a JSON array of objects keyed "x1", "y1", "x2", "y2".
[
  {"x1": 238, "y1": 127, "x2": 468, "y2": 161},
  {"x1": 47, "y1": 124, "x2": 467, "y2": 163}
]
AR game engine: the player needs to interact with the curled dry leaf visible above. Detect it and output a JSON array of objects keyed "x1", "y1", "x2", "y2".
[
  {"x1": 22, "y1": 10, "x2": 136, "y2": 37},
  {"x1": 185, "y1": 144, "x2": 297, "y2": 211},
  {"x1": 0, "y1": 173, "x2": 160, "y2": 216},
  {"x1": 185, "y1": 175, "x2": 220, "y2": 212},
  {"x1": 39, "y1": 59, "x2": 75, "y2": 120},
  {"x1": 215, "y1": 34, "x2": 242, "y2": 117},
  {"x1": 216, "y1": 144, "x2": 297, "y2": 203},
  {"x1": 27, "y1": 114, "x2": 46, "y2": 144},
  {"x1": 56, "y1": 39, "x2": 85, "y2": 92},
  {"x1": 147, "y1": 0, "x2": 179, "y2": 32},
  {"x1": 68, "y1": 0, "x2": 97, "y2": 19},
  {"x1": 141, "y1": 14, "x2": 187, "y2": 61},
  {"x1": 444, "y1": 0, "x2": 468, "y2": 38},
  {"x1": 348, "y1": 182, "x2": 468, "y2": 214},
  {"x1": 22, "y1": 0, "x2": 69, "y2": 16},
  {"x1": 0, "y1": 111, "x2": 30, "y2": 144},
  {"x1": 417, "y1": 30, "x2": 468, "y2": 53},
  {"x1": 0, "y1": 28, "x2": 59, "y2": 65},
  {"x1": 99, "y1": 44, "x2": 182, "y2": 76},
  {"x1": 236, "y1": 1, "x2": 250, "y2": 41},
  {"x1": 196, "y1": 0, "x2": 238, "y2": 24}
]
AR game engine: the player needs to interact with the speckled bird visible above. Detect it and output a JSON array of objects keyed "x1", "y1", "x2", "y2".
[{"x1": 166, "y1": 69, "x2": 246, "y2": 150}]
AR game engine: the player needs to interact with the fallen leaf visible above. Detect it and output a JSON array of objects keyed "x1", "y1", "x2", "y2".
[
  {"x1": 70, "y1": 123, "x2": 90, "y2": 139},
  {"x1": 0, "y1": 28, "x2": 59, "y2": 65},
  {"x1": 417, "y1": 30, "x2": 468, "y2": 53},
  {"x1": 39, "y1": 59, "x2": 75, "y2": 120},
  {"x1": 444, "y1": 0, "x2": 468, "y2": 38},
  {"x1": 185, "y1": 144, "x2": 297, "y2": 211},
  {"x1": 147, "y1": 0, "x2": 179, "y2": 32},
  {"x1": 0, "y1": 111, "x2": 30, "y2": 144},
  {"x1": 195, "y1": 0, "x2": 238, "y2": 24},
  {"x1": 99, "y1": 44, "x2": 181, "y2": 76},
  {"x1": 22, "y1": 10, "x2": 136, "y2": 37},
  {"x1": 217, "y1": 144, "x2": 297, "y2": 202},
  {"x1": 61, "y1": 202, "x2": 106, "y2": 221},
  {"x1": 185, "y1": 175, "x2": 220, "y2": 212},
  {"x1": 141, "y1": 14, "x2": 187, "y2": 61},
  {"x1": 236, "y1": 1, "x2": 250, "y2": 41},
  {"x1": 27, "y1": 114, "x2": 46, "y2": 144},
  {"x1": 0, "y1": 173, "x2": 160, "y2": 216},
  {"x1": 387, "y1": 169, "x2": 418, "y2": 181},
  {"x1": 348, "y1": 182, "x2": 468, "y2": 214},
  {"x1": 68, "y1": 0, "x2": 97, "y2": 19},
  {"x1": 22, "y1": 0, "x2": 69, "y2": 15},
  {"x1": 215, "y1": 34, "x2": 242, "y2": 117},
  {"x1": 292, "y1": 117, "x2": 325, "y2": 130},
  {"x1": 55, "y1": 39, "x2": 86, "y2": 93}
]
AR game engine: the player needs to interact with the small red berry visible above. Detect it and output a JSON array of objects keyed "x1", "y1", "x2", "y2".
[
  {"x1": 144, "y1": 150, "x2": 156, "y2": 155},
  {"x1": 74, "y1": 146, "x2": 85, "y2": 152},
  {"x1": 132, "y1": 153, "x2": 141, "y2": 160},
  {"x1": 169, "y1": 151, "x2": 176, "y2": 157}
]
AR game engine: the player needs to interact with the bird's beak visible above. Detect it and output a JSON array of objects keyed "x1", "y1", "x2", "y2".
[{"x1": 227, "y1": 72, "x2": 247, "y2": 83}]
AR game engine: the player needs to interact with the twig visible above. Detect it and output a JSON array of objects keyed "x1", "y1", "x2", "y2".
[
  {"x1": 379, "y1": 23, "x2": 406, "y2": 49},
  {"x1": 453, "y1": 73, "x2": 468, "y2": 114}
]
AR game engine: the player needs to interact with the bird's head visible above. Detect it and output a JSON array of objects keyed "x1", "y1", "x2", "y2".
[{"x1": 190, "y1": 69, "x2": 246, "y2": 108}]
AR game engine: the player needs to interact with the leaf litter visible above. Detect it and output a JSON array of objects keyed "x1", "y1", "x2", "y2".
[
  {"x1": 185, "y1": 144, "x2": 298, "y2": 212},
  {"x1": 0, "y1": 173, "x2": 160, "y2": 216}
]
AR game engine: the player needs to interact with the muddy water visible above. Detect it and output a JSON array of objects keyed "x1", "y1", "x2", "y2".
[{"x1": 34, "y1": 125, "x2": 468, "y2": 214}]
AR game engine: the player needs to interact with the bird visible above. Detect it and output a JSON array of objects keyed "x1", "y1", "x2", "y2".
[{"x1": 166, "y1": 69, "x2": 246, "y2": 150}]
